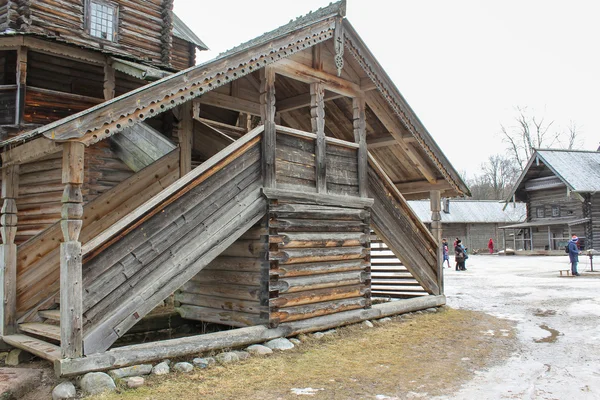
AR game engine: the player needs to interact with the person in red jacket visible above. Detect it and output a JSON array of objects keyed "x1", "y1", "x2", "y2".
[{"x1": 488, "y1": 238, "x2": 494, "y2": 254}]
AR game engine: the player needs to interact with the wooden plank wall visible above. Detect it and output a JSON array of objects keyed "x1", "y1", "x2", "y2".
[
  {"x1": 589, "y1": 194, "x2": 599, "y2": 249},
  {"x1": 275, "y1": 133, "x2": 316, "y2": 192},
  {"x1": 80, "y1": 141, "x2": 264, "y2": 354},
  {"x1": 171, "y1": 37, "x2": 194, "y2": 71},
  {"x1": 175, "y1": 222, "x2": 270, "y2": 328},
  {"x1": 115, "y1": 71, "x2": 148, "y2": 97},
  {"x1": 327, "y1": 143, "x2": 359, "y2": 196},
  {"x1": 27, "y1": 0, "x2": 167, "y2": 66},
  {"x1": 268, "y1": 200, "x2": 371, "y2": 325}
]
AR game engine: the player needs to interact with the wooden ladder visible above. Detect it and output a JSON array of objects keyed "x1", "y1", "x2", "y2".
[{"x1": 3, "y1": 308, "x2": 62, "y2": 362}]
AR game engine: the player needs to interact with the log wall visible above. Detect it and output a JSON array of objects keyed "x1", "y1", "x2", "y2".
[
  {"x1": 175, "y1": 223, "x2": 270, "y2": 328},
  {"x1": 590, "y1": 194, "x2": 599, "y2": 249},
  {"x1": 171, "y1": 36, "x2": 194, "y2": 71},
  {"x1": 268, "y1": 199, "x2": 371, "y2": 325}
]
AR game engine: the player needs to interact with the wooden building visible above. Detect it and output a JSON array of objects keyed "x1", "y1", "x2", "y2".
[
  {"x1": 408, "y1": 199, "x2": 526, "y2": 253},
  {"x1": 502, "y1": 149, "x2": 600, "y2": 251},
  {"x1": 0, "y1": 1, "x2": 469, "y2": 376}
]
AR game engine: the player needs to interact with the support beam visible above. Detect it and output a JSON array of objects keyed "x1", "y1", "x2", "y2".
[
  {"x1": 177, "y1": 102, "x2": 193, "y2": 176},
  {"x1": 276, "y1": 91, "x2": 343, "y2": 113},
  {"x1": 260, "y1": 66, "x2": 276, "y2": 188},
  {"x1": 103, "y1": 59, "x2": 115, "y2": 101},
  {"x1": 60, "y1": 142, "x2": 85, "y2": 359},
  {"x1": 360, "y1": 77, "x2": 377, "y2": 91},
  {"x1": 430, "y1": 190, "x2": 443, "y2": 293},
  {"x1": 353, "y1": 96, "x2": 367, "y2": 197},
  {"x1": 15, "y1": 46, "x2": 27, "y2": 124},
  {"x1": 196, "y1": 92, "x2": 261, "y2": 116},
  {"x1": 1, "y1": 137, "x2": 62, "y2": 167},
  {"x1": 273, "y1": 59, "x2": 362, "y2": 98},
  {"x1": 366, "y1": 135, "x2": 415, "y2": 149},
  {"x1": 0, "y1": 165, "x2": 19, "y2": 336},
  {"x1": 311, "y1": 82, "x2": 326, "y2": 193},
  {"x1": 394, "y1": 180, "x2": 453, "y2": 196}
]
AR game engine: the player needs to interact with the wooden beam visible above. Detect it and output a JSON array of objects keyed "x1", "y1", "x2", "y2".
[
  {"x1": 196, "y1": 92, "x2": 261, "y2": 116},
  {"x1": 311, "y1": 82, "x2": 326, "y2": 193},
  {"x1": 429, "y1": 190, "x2": 443, "y2": 293},
  {"x1": 260, "y1": 66, "x2": 276, "y2": 188},
  {"x1": 366, "y1": 135, "x2": 415, "y2": 149},
  {"x1": 365, "y1": 91, "x2": 437, "y2": 184},
  {"x1": 103, "y1": 59, "x2": 116, "y2": 101},
  {"x1": 273, "y1": 58, "x2": 362, "y2": 98},
  {"x1": 23, "y1": 37, "x2": 105, "y2": 65},
  {"x1": 15, "y1": 46, "x2": 27, "y2": 124},
  {"x1": 0, "y1": 165, "x2": 19, "y2": 335},
  {"x1": 276, "y1": 91, "x2": 343, "y2": 113},
  {"x1": 1, "y1": 137, "x2": 63, "y2": 167},
  {"x1": 353, "y1": 96, "x2": 368, "y2": 198},
  {"x1": 360, "y1": 77, "x2": 377, "y2": 91},
  {"x1": 60, "y1": 142, "x2": 85, "y2": 359},
  {"x1": 394, "y1": 180, "x2": 452, "y2": 195},
  {"x1": 177, "y1": 102, "x2": 193, "y2": 176}
]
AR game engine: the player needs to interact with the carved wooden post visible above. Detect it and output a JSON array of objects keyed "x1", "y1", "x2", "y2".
[
  {"x1": 60, "y1": 142, "x2": 84, "y2": 358},
  {"x1": 353, "y1": 96, "x2": 367, "y2": 197},
  {"x1": 260, "y1": 66, "x2": 276, "y2": 188},
  {"x1": 430, "y1": 190, "x2": 443, "y2": 294},
  {"x1": 311, "y1": 82, "x2": 326, "y2": 193},
  {"x1": 0, "y1": 165, "x2": 19, "y2": 336}
]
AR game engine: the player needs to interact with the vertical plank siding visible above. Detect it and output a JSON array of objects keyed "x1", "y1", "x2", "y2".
[{"x1": 326, "y1": 143, "x2": 359, "y2": 196}]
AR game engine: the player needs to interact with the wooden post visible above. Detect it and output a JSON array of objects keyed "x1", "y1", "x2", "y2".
[
  {"x1": 260, "y1": 66, "x2": 276, "y2": 188},
  {"x1": 15, "y1": 46, "x2": 27, "y2": 125},
  {"x1": 430, "y1": 191, "x2": 443, "y2": 293},
  {"x1": 353, "y1": 96, "x2": 367, "y2": 197},
  {"x1": 0, "y1": 165, "x2": 19, "y2": 336},
  {"x1": 311, "y1": 82, "x2": 326, "y2": 193},
  {"x1": 178, "y1": 102, "x2": 193, "y2": 176},
  {"x1": 502, "y1": 229, "x2": 506, "y2": 251},
  {"x1": 513, "y1": 229, "x2": 516, "y2": 250},
  {"x1": 103, "y1": 59, "x2": 116, "y2": 101},
  {"x1": 60, "y1": 142, "x2": 85, "y2": 358}
]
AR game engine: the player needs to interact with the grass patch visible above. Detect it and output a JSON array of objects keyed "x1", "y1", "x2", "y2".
[{"x1": 90, "y1": 308, "x2": 516, "y2": 399}]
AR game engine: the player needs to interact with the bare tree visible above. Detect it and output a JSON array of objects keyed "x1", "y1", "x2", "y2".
[
  {"x1": 500, "y1": 106, "x2": 579, "y2": 170},
  {"x1": 466, "y1": 154, "x2": 519, "y2": 200}
]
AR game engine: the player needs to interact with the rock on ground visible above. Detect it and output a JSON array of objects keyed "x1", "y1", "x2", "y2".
[
  {"x1": 232, "y1": 351, "x2": 250, "y2": 360},
  {"x1": 5, "y1": 349, "x2": 34, "y2": 366},
  {"x1": 193, "y1": 357, "x2": 216, "y2": 368},
  {"x1": 80, "y1": 372, "x2": 116, "y2": 395},
  {"x1": 322, "y1": 329, "x2": 337, "y2": 335},
  {"x1": 152, "y1": 361, "x2": 170, "y2": 375},
  {"x1": 0, "y1": 368, "x2": 43, "y2": 399},
  {"x1": 425, "y1": 308, "x2": 438, "y2": 313},
  {"x1": 246, "y1": 344, "x2": 273, "y2": 356},
  {"x1": 108, "y1": 364, "x2": 152, "y2": 379},
  {"x1": 379, "y1": 317, "x2": 392, "y2": 323},
  {"x1": 362, "y1": 320, "x2": 374, "y2": 328},
  {"x1": 264, "y1": 338, "x2": 295, "y2": 350},
  {"x1": 289, "y1": 338, "x2": 302, "y2": 345},
  {"x1": 215, "y1": 352, "x2": 240, "y2": 364},
  {"x1": 52, "y1": 381, "x2": 76, "y2": 400},
  {"x1": 172, "y1": 362, "x2": 193, "y2": 373},
  {"x1": 124, "y1": 376, "x2": 145, "y2": 388},
  {"x1": 312, "y1": 332, "x2": 325, "y2": 339}
]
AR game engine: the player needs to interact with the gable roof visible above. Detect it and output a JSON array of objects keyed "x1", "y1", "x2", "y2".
[
  {"x1": 408, "y1": 200, "x2": 526, "y2": 224},
  {"x1": 507, "y1": 149, "x2": 600, "y2": 201},
  {"x1": 0, "y1": 1, "x2": 468, "y2": 198},
  {"x1": 173, "y1": 13, "x2": 208, "y2": 50}
]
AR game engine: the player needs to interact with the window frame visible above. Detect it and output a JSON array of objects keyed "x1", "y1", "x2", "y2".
[
  {"x1": 84, "y1": 0, "x2": 119, "y2": 43},
  {"x1": 536, "y1": 206, "x2": 545, "y2": 218},
  {"x1": 551, "y1": 205, "x2": 560, "y2": 217}
]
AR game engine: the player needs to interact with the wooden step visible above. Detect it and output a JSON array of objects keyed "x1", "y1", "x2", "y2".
[
  {"x1": 19, "y1": 322, "x2": 61, "y2": 342},
  {"x1": 3, "y1": 334, "x2": 61, "y2": 362},
  {"x1": 38, "y1": 309, "x2": 60, "y2": 321}
]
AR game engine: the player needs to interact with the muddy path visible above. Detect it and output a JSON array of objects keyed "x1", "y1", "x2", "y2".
[{"x1": 438, "y1": 255, "x2": 600, "y2": 400}]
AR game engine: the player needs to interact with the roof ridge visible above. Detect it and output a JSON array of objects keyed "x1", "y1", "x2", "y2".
[{"x1": 536, "y1": 148, "x2": 600, "y2": 154}]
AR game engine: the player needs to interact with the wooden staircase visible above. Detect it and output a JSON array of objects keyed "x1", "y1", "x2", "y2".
[{"x1": 4, "y1": 308, "x2": 62, "y2": 362}]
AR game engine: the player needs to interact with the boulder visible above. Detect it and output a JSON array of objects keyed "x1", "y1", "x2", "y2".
[
  {"x1": 215, "y1": 352, "x2": 240, "y2": 364},
  {"x1": 192, "y1": 357, "x2": 216, "y2": 368},
  {"x1": 425, "y1": 308, "x2": 438, "y2": 313},
  {"x1": 232, "y1": 351, "x2": 250, "y2": 361},
  {"x1": 52, "y1": 381, "x2": 76, "y2": 400},
  {"x1": 264, "y1": 338, "x2": 295, "y2": 350},
  {"x1": 124, "y1": 376, "x2": 145, "y2": 389},
  {"x1": 80, "y1": 372, "x2": 116, "y2": 395},
  {"x1": 5, "y1": 349, "x2": 34, "y2": 366},
  {"x1": 289, "y1": 338, "x2": 302, "y2": 345},
  {"x1": 379, "y1": 317, "x2": 392, "y2": 323},
  {"x1": 151, "y1": 361, "x2": 170, "y2": 376},
  {"x1": 362, "y1": 320, "x2": 374, "y2": 328},
  {"x1": 246, "y1": 344, "x2": 273, "y2": 356},
  {"x1": 311, "y1": 332, "x2": 325, "y2": 339},
  {"x1": 322, "y1": 329, "x2": 337, "y2": 335},
  {"x1": 108, "y1": 364, "x2": 152, "y2": 379},
  {"x1": 173, "y1": 362, "x2": 193, "y2": 373}
]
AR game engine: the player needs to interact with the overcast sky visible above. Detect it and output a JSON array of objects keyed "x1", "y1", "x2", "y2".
[{"x1": 174, "y1": 0, "x2": 599, "y2": 178}]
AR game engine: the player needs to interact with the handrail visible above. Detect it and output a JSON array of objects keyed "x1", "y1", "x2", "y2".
[
  {"x1": 367, "y1": 152, "x2": 438, "y2": 248},
  {"x1": 82, "y1": 124, "x2": 265, "y2": 258}
]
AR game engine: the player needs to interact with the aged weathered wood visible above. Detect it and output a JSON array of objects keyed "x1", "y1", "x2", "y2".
[
  {"x1": 353, "y1": 96, "x2": 367, "y2": 197},
  {"x1": 310, "y1": 82, "x2": 327, "y2": 193},
  {"x1": 103, "y1": 61, "x2": 115, "y2": 101},
  {"x1": 272, "y1": 297, "x2": 365, "y2": 323},
  {"x1": 197, "y1": 92, "x2": 261, "y2": 116},
  {"x1": 430, "y1": 190, "x2": 443, "y2": 292},
  {"x1": 270, "y1": 203, "x2": 369, "y2": 221},
  {"x1": 55, "y1": 295, "x2": 446, "y2": 377},
  {"x1": 15, "y1": 46, "x2": 27, "y2": 124},
  {"x1": 0, "y1": 164, "x2": 19, "y2": 335},
  {"x1": 177, "y1": 102, "x2": 193, "y2": 176},
  {"x1": 3, "y1": 334, "x2": 61, "y2": 362},
  {"x1": 262, "y1": 188, "x2": 372, "y2": 209},
  {"x1": 19, "y1": 322, "x2": 61, "y2": 341},
  {"x1": 270, "y1": 246, "x2": 368, "y2": 265},
  {"x1": 177, "y1": 305, "x2": 266, "y2": 328},
  {"x1": 111, "y1": 123, "x2": 177, "y2": 172},
  {"x1": 273, "y1": 232, "x2": 368, "y2": 248},
  {"x1": 260, "y1": 66, "x2": 276, "y2": 188},
  {"x1": 275, "y1": 259, "x2": 367, "y2": 277},
  {"x1": 271, "y1": 284, "x2": 366, "y2": 307},
  {"x1": 1, "y1": 138, "x2": 62, "y2": 167}
]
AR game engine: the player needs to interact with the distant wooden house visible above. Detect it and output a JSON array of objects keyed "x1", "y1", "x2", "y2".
[
  {"x1": 0, "y1": 1, "x2": 469, "y2": 376},
  {"x1": 408, "y1": 199, "x2": 526, "y2": 253},
  {"x1": 502, "y1": 149, "x2": 600, "y2": 251}
]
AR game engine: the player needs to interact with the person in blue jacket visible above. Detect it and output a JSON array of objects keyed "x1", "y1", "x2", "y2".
[{"x1": 568, "y1": 235, "x2": 582, "y2": 276}]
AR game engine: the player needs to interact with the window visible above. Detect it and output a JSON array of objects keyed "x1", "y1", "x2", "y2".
[
  {"x1": 536, "y1": 207, "x2": 545, "y2": 218},
  {"x1": 86, "y1": 0, "x2": 118, "y2": 42},
  {"x1": 551, "y1": 205, "x2": 560, "y2": 217}
]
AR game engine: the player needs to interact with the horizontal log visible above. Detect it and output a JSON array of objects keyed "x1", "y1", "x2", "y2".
[
  {"x1": 55, "y1": 296, "x2": 446, "y2": 377},
  {"x1": 174, "y1": 292, "x2": 265, "y2": 314},
  {"x1": 272, "y1": 297, "x2": 366, "y2": 323},
  {"x1": 262, "y1": 188, "x2": 373, "y2": 209},
  {"x1": 203, "y1": 257, "x2": 264, "y2": 273},
  {"x1": 273, "y1": 270, "x2": 367, "y2": 293},
  {"x1": 272, "y1": 232, "x2": 368, "y2": 248},
  {"x1": 270, "y1": 246, "x2": 368, "y2": 265},
  {"x1": 176, "y1": 305, "x2": 266, "y2": 328},
  {"x1": 270, "y1": 218, "x2": 366, "y2": 233},
  {"x1": 270, "y1": 204, "x2": 369, "y2": 221},
  {"x1": 271, "y1": 284, "x2": 367, "y2": 307},
  {"x1": 275, "y1": 259, "x2": 368, "y2": 277},
  {"x1": 179, "y1": 281, "x2": 262, "y2": 302},
  {"x1": 192, "y1": 270, "x2": 262, "y2": 286},
  {"x1": 219, "y1": 240, "x2": 266, "y2": 258}
]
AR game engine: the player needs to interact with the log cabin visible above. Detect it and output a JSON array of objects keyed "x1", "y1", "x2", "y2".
[
  {"x1": 0, "y1": 0, "x2": 470, "y2": 376},
  {"x1": 502, "y1": 149, "x2": 600, "y2": 252}
]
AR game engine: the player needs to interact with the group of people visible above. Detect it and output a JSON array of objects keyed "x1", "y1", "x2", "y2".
[{"x1": 442, "y1": 238, "x2": 468, "y2": 271}]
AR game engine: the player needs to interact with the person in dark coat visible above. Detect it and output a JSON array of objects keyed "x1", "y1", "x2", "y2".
[
  {"x1": 568, "y1": 235, "x2": 582, "y2": 276},
  {"x1": 455, "y1": 239, "x2": 466, "y2": 271}
]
